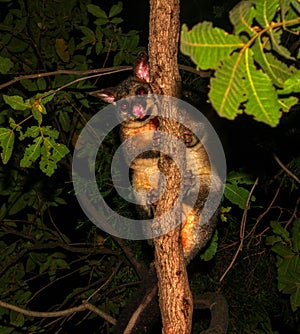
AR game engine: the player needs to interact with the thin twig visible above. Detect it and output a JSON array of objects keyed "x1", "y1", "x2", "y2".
[
  {"x1": 246, "y1": 178, "x2": 284, "y2": 245},
  {"x1": 273, "y1": 154, "x2": 300, "y2": 184},
  {"x1": 220, "y1": 177, "x2": 259, "y2": 282},
  {"x1": 285, "y1": 196, "x2": 300, "y2": 228},
  {"x1": 87, "y1": 260, "x2": 123, "y2": 302}
]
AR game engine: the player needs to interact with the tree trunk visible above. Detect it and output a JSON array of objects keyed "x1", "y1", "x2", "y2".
[{"x1": 148, "y1": 1, "x2": 193, "y2": 333}]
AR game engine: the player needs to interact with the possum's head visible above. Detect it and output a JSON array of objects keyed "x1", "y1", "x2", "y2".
[{"x1": 91, "y1": 52, "x2": 157, "y2": 124}]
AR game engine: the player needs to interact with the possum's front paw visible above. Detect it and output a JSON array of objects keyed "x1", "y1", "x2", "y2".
[
  {"x1": 181, "y1": 127, "x2": 199, "y2": 147},
  {"x1": 146, "y1": 188, "x2": 160, "y2": 215}
]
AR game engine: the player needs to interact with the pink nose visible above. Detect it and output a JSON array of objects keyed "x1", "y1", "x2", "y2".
[{"x1": 132, "y1": 104, "x2": 146, "y2": 119}]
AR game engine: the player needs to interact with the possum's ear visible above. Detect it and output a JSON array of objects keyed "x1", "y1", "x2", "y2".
[
  {"x1": 134, "y1": 51, "x2": 150, "y2": 83},
  {"x1": 90, "y1": 88, "x2": 117, "y2": 104}
]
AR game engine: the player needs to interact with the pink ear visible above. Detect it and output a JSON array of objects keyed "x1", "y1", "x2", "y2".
[
  {"x1": 90, "y1": 90, "x2": 116, "y2": 103},
  {"x1": 134, "y1": 52, "x2": 150, "y2": 82}
]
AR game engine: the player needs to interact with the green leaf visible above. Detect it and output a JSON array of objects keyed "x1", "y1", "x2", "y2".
[
  {"x1": 0, "y1": 326, "x2": 14, "y2": 334},
  {"x1": 0, "y1": 128, "x2": 14, "y2": 163},
  {"x1": 0, "y1": 56, "x2": 14, "y2": 74},
  {"x1": 111, "y1": 17, "x2": 123, "y2": 24},
  {"x1": 10, "y1": 311, "x2": 25, "y2": 327},
  {"x1": 226, "y1": 171, "x2": 255, "y2": 185},
  {"x1": 3, "y1": 95, "x2": 30, "y2": 111},
  {"x1": 36, "y1": 77, "x2": 47, "y2": 91},
  {"x1": 8, "y1": 192, "x2": 32, "y2": 215},
  {"x1": 36, "y1": 91, "x2": 55, "y2": 104},
  {"x1": 290, "y1": 289, "x2": 300, "y2": 312},
  {"x1": 58, "y1": 111, "x2": 71, "y2": 132},
  {"x1": 7, "y1": 37, "x2": 28, "y2": 53},
  {"x1": 22, "y1": 126, "x2": 39, "y2": 139},
  {"x1": 278, "y1": 96, "x2": 298, "y2": 113},
  {"x1": 255, "y1": 0, "x2": 280, "y2": 27},
  {"x1": 266, "y1": 235, "x2": 283, "y2": 246},
  {"x1": 283, "y1": 0, "x2": 300, "y2": 20},
  {"x1": 252, "y1": 40, "x2": 294, "y2": 87},
  {"x1": 180, "y1": 22, "x2": 244, "y2": 70},
  {"x1": 268, "y1": 29, "x2": 294, "y2": 61},
  {"x1": 55, "y1": 38, "x2": 70, "y2": 63},
  {"x1": 109, "y1": 1, "x2": 123, "y2": 18},
  {"x1": 39, "y1": 137, "x2": 69, "y2": 176},
  {"x1": 200, "y1": 230, "x2": 218, "y2": 261},
  {"x1": 208, "y1": 52, "x2": 247, "y2": 119},
  {"x1": 20, "y1": 138, "x2": 42, "y2": 167},
  {"x1": 229, "y1": 0, "x2": 256, "y2": 36},
  {"x1": 244, "y1": 49, "x2": 281, "y2": 126},
  {"x1": 271, "y1": 243, "x2": 294, "y2": 257},
  {"x1": 277, "y1": 256, "x2": 300, "y2": 311},
  {"x1": 113, "y1": 51, "x2": 125, "y2": 66},
  {"x1": 87, "y1": 4, "x2": 107, "y2": 18},
  {"x1": 95, "y1": 41, "x2": 103, "y2": 55},
  {"x1": 80, "y1": 26, "x2": 96, "y2": 43},
  {"x1": 31, "y1": 105, "x2": 43, "y2": 125},
  {"x1": 95, "y1": 26, "x2": 103, "y2": 40},
  {"x1": 270, "y1": 221, "x2": 290, "y2": 243},
  {"x1": 281, "y1": 71, "x2": 300, "y2": 94},
  {"x1": 21, "y1": 79, "x2": 38, "y2": 91},
  {"x1": 41, "y1": 126, "x2": 59, "y2": 139},
  {"x1": 224, "y1": 183, "x2": 250, "y2": 209},
  {"x1": 94, "y1": 17, "x2": 109, "y2": 25}
]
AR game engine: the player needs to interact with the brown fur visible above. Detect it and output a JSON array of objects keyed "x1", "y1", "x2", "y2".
[{"x1": 91, "y1": 52, "x2": 217, "y2": 263}]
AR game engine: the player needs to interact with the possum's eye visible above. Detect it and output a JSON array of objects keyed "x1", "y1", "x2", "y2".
[
  {"x1": 136, "y1": 87, "x2": 148, "y2": 95},
  {"x1": 120, "y1": 101, "x2": 129, "y2": 112}
]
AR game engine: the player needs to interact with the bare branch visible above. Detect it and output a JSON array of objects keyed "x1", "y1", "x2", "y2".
[
  {"x1": 0, "y1": 300, "x2": 116, "y2": 325},
  {"x1": 0, "y1": 66, "x2": 132, "y2": 90}
]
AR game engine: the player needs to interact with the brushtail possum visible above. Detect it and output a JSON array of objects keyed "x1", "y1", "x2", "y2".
[{"x1": 91, "y1": 52, "x2": 217, "y2": 263}]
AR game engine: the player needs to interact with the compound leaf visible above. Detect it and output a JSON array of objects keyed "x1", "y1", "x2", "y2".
[
  {"x1": 181, "y1": 22, "x2": 244, "y2": 70},
  {"x1": 244, "y1": 49, "x2": 281, "y2": 126}
]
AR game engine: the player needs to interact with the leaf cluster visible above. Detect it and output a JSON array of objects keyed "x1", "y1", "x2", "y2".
[
  {"x1": 0, "y1": 1, "x2": 144, "y2": 332},
  {"x1": 181, "y1": 0, "x2": 300, "y2": 126}
]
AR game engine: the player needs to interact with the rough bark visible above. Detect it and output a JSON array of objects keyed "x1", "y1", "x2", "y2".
[{"x1": 148, "y1": 1, "x2": 193, "y2": 333}]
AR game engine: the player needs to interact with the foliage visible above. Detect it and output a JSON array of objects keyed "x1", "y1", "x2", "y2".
[
  {"x1": 266, "y1": 219, "x2": 300, "y2": 312},
  {"x1": 180, "y1": 0, "x2": 300, "y2": 127},
  {"x1": 0, "y1": 0, "x2": 141, "y2": 176},
  {"x1": 0, "y1": 0, "x2": 143, "y2": 332},
  {"x1": 224, "y1": 171, "x2": 256, "y2": 209},
  {"x1": 0, "y1": 0, "x2": 299, "y2": 333}
]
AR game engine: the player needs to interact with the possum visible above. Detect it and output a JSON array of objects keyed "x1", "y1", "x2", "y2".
[{"x1": 91, "y1": 52, "x2": 217, "y2": 264}]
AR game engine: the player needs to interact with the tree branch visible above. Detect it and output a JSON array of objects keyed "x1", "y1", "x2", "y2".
[
  {"x1": 0, "y1": 66, "x2": 131, "y2": 90},
  {"x1": 0, "y1": 65, "x2": 211, "y2": 91},
  {"x1": 0, "y1": 299, "x2": 116, "y2": 325},
  {"x1": 149, "y1": 0, "x2": 193, "y2": 333}
]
